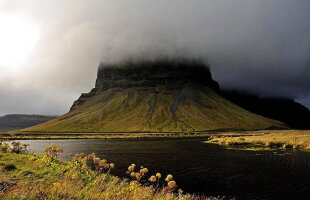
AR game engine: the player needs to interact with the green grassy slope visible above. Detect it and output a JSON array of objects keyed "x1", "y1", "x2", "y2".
[{"x1": 18, "y1": 84, "x2": 285, "y2": 133}]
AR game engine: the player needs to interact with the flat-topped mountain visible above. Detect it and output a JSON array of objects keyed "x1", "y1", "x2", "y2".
[{"x1": 20, "y1": 59, "x2": 285, "y2": 133}]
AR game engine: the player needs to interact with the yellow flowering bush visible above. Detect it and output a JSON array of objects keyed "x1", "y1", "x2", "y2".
[
  {"x1": 149, "y1": 175, "x2": 157, "y2": 182},
  {"x1": 140, "y1": 168, "x2": 148, "y2": 174},
  {"x1": 110, "y1": 163, "x2": 115, "y2": 168},
  {"x1": 165, "y1": 174, "x2": 173, "y2": 182},
  {"x1": 44, "y1": 144, "x2": 64, "y2": 161},
  {"x1": 128, "y1": 163, "x2": 136, "y2": 172},
  {"x1": 156, "y1": 173, "x2": 161, "y2": 178},
  {"x1": 168, "y1": 181, "x2": 177, "y2": 189},
  {"x1": 127, "y1": 164, "x2": 149, "y2": 182}
]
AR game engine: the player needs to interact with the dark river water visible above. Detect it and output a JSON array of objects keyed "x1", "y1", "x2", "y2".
[{"x1": 19, "y1": 138, "x2": 310, "y2": 200}]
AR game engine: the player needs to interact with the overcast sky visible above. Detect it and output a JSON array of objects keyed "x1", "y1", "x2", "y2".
[{"x1": 0, "y1": 0, "x2": 309, "y2": 116}]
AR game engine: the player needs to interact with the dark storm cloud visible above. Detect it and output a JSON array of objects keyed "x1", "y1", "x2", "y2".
[{"x1": 0, "y1": 0, "x2": 309, "y2": 115}]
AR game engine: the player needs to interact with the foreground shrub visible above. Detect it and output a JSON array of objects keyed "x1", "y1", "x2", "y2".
[
  {"x1": 0, "y1": 140, "x2": 29, "y2": 154},
  {"x1": 127, "y1": 163, "x2": 149, "y2": 183},
  {"x1": 10, "y1": 141, "x2": 29, "y2": 154},
  {"x1": 0, "y1": 143, "x2": 9, "y2": 153},
  {"x1": 44, "y1": 144, "x2": 64, "y2": 161}
]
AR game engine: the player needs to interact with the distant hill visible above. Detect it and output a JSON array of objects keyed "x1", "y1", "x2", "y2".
[
  {"x1": 19, "y1": 60, "x2": 285, "y2": 133},
  {"x1": 221, "y1": 91, "x2": 310, "y2": 129},
  {"x1": 0, "y1": 114, "x2": 56, "y2": 132}
]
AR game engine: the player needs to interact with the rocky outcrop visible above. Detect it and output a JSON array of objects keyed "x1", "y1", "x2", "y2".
[
  {"x1": 71, "y1": 59, "x2": 220, "y2": 111},
  {"x1": 95, "y1": 60, "x2": 220, "y2": 92}
]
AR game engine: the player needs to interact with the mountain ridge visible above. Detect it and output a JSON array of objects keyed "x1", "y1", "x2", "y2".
[{"x1": 221, "y1": 90, "x2": 310, "y2": 129}]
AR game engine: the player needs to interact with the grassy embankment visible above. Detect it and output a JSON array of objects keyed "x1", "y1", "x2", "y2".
[
  {"x1": 0, "y1": 131, "x2": 264, "y2": 140},
  {"x1": 0, "y1": 131, "x2": 249, "y2": 140},
  {"x1": 0, "y1": 132, "x2": 213, "y2": 140},
  {"x1": 0, "y1": 142, "x2": 219, "y2": 200},
  {"x1": 206, "y1": 130, "x2": 310, "y2": 151}
]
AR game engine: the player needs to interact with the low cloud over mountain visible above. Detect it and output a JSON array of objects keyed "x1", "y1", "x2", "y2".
[{"x1": 0, "y1": 0, "x2": 309, "y2": 115}]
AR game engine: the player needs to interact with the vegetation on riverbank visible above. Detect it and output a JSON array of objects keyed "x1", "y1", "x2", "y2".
[
  {"x1": 0, "y1": 141, "x2": 220, "y2": 200},
  {"x1": 1, "y1": 130, "x2": 268, "y2": 140},
  {"x1": 1, "y1": 132, "x2": 214, "y2": 140},
  {"x1": 206, "y1": 130, "x2": 310, "y2": 151}
]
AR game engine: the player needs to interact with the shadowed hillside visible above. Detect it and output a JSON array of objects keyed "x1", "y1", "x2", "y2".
[
  {"x1": 19, "y1": 60, "x2": 285, "y2": 133},
  {"x1": 0, "y1": 114, "x2": 56, "y2": 132},
  {"x1": 221, "y1": 91, "x2": 310, "y2": 129}
]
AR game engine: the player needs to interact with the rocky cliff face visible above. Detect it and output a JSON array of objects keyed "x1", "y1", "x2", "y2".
[{"x1": 95, "y1": 60, "x2": 220, "y2": 92}]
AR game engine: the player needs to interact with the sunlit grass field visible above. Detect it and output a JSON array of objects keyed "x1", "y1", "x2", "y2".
[{"x1": 207, "y1": 130, "x2": 310, "y2": 150}]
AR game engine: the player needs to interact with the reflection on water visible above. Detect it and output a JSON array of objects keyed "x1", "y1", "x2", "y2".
[{"x1": 21, "y1": 138, "x2": 310, "y2": 200}]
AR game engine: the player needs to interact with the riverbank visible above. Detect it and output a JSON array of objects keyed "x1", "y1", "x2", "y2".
[
  {"x1": 206, "y1": 130, "x2": 310, "y2": 151},
  {"x1": 0, "y1": 129, "x2": 270, "y2": 140},
  {"x1": 1, "y1": 133, "x2": 213, "y2": 140},
  {"x1": 0, "y1": 145, "x2": 219, "y2": 200}
]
